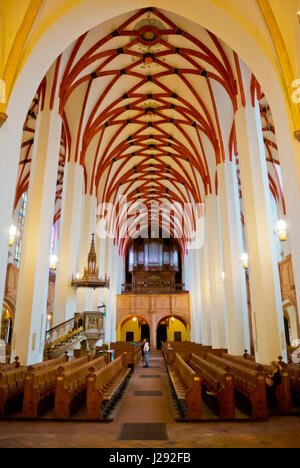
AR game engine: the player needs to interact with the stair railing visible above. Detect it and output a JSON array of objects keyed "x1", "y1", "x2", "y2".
[{"x1": 44, "y1": 313, "x2": 85, "y2": 355}]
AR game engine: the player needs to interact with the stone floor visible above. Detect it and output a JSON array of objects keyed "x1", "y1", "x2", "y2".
[{"x1": 1, "y1": 353, "x2": 300, "y2": 448}]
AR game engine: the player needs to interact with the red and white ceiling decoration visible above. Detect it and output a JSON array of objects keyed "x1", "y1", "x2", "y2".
[
  {"x1": 14, "y1": 7, "x2": 286, "y2": 253},
  {"x1": 15, "y1": 81, "x2": 67, "y2": 223}
]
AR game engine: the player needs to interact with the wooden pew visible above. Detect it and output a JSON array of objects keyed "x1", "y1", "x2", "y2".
[
  {"x1": 166, "y1": 352, "x2": 202, "y2": 420},
  {"x1": 223, "y1": 353, "x2": 292, "y2": 414},
  {"x1": 289, "y1": 364, "x2": 300, "y2": 403},
  {"x1": 86, "y1": 355, "x2": 130, "y2": 419},
  {"x1": 0, "y1": 367, "x2": 27, "y2": 417},
  {"x1": 22, "y1": 356, "x2": 88, "y2": 419},
  {"x1": 205, "y1": 353, "x2": 268, "y2": 419},
  {"x1": 0, "y1": 355, "x2": 68, "y2": 418},
  {"x1": 162, "y1": 342, "x2": 226, "y2": 366},
  {"x1": 188, "y1": 353, "x2": 235, "y2": 420},
  {"x1": 54, "y1": 356, "x2": 106, "y2": 419},
  {"x1": 106, "y1": 343, "x2": 142, "y2": 368},
  {"x1": 0, "y1": 357, "x2": 21, "y2": 372}
]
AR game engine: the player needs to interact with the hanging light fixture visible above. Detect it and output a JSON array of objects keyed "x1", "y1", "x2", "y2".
[
  {"x1": 275, "y1": 219, "x2": 287, "y2": 242},
  {"x1": 221, "y1": 272, "x2": 226, "y2": 283},
  {"x1": 240, "y1": 252, "x2": 249, "y2": 270},
  {"x1": 9, "y1": 225, "x2": 17, "y2": 247},
  {"x1": 132, "y1": 316, "x2": 137, "y2": 322},
  {"x1": 49, "y1": 254, "x2": 59, "y2": 272}
]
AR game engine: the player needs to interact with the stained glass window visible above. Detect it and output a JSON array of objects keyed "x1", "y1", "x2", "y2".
[{"x1": 14, "y1": 192, "x2": 27, "y2": 267}]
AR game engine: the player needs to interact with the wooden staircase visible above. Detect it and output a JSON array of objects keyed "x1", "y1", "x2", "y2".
[{"x1": 44, "y1": 314, "x2": 85, "y2": 359}]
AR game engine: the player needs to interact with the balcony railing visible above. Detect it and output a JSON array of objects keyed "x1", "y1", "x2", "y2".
[{"x1": 121, "y1": 283, "x2": 187, "y2": 295}]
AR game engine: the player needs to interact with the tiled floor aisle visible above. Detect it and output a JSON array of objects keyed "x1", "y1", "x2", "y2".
[
  {"x1": 116, "y1": 352, "x2": 174, "y2": 424},
  {"x1": 1, "y1": 353, "x2": 300, "y2": 447}
]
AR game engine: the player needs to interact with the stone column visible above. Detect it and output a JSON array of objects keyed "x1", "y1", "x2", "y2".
[
  {"x1": 200, "y1": 221, "x2": 212, "y2": 346},
  {"x1": 205, "y1": 194, "x2": 228, "y2": 349},
  {"x1": 188, "y1": 248, "x2": 202, "y2": 344},
  {"x1": 110, "y1": 245, "x2": 123, "y2": 343},
  {"x1": 97, "y1": 236, "x2": 110, "y2": 310},
  {"x1": 11, "y1": 63, "x2": 62, "y2": 364},
  {"x1": 105, "y1": 238, "x2": 115, "y2": 344},
  {"x1": 184, "y1": 253, "x2": 195, "y2": 342},
  {"x1": 217, "y1": 160, "x2": 250, "y2": 355},
  {"x1": 235, "y1": 63, "x2": 286, "y2": 363},
  {"x1": 53, "y1": 162, "x2": 84, "y2": 325}
]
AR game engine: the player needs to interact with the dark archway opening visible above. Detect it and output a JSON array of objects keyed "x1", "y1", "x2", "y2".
[
  {"x1": 141, "y1": 324, "x2": 150, "y2": 343},
  {"x1": 284, "y1": 316, "x2": 291, "y2": 346},
  {"x1": 157, "y1": 324, "x2": 168, "y2": 350}
]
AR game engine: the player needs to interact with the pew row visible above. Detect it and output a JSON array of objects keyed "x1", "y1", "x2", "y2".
[
  {"x1": 54, "y1": 356, "x2": 106, "y2": 419},
  {"x1": 188, "y1": 353, "x2": 235, "y2": 420},
  {"x1": 222, "y1": 353, "x2": 292, "y2": 414},
  {"x1": 98, "y1": 343, "x2": 142, "y2": 369},
  {"x1": 0, "y1": 354, "x2": 68, "y2": 418},
  {"x1": 22, "y1": 356, "x2": 89, "y2": 419},
  {"x1": 289, "y1": 365, "x2": 300, "y2": 402},
  {"x1": 86, "y1": 355, "x2": 130, "y2": 420},
  {"x1": 162, "y1": 342, "x2": 226, "y2": 365},
  {"x1": 166, "y1": 352, "x2": 202, "y2": 420},
  {"x1": 205, "y1": 353, "x2": 268, "y2": 419},
  {"x1": 0, "y1": 357, "x2": 21, "y2": 372}
]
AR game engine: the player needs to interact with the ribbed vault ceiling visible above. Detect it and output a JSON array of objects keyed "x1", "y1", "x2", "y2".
[{"x1": 15, "y1": 7, "x2": 285, "y2": 253}]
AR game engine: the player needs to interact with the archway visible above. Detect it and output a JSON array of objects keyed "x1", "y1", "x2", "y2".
[
  {"x1": 117, "y1": 314, "x2": 151, "y2": 344},
  {"x1": 282, "y1": 298, "x2": 299, "y2": 347},
  {"x1": 1, "y1": 2, "x2": 300, "y2": 323},
  {"x1": 1, "y1": 301, "x2": 14, "y2": 345},
  {"x1": 156, "y1": 315, "x2": 189, "y2": 350}
]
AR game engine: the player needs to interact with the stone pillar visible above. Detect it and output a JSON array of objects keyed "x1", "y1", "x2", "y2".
[
  {"x1": 188, "y1": 248, "x2": 202, "y2": 344},
  {"x1": 105, "y1": 239, "x2": 115, "y2": 344},
  {"x1": 205, "y1": 194, "x2": 228, "y2": 349},
  {"x1": 76, "y1": 193, "x2": 97, "y2": 313},
  {"x1": 0, "y1": 126, "x2": 23, "y2": 330},
  {"x1": 109, "y1": 245, "x2": 122, "y2": 343},
  {"x1": 11, "y1": 64, "x2": 62, "y2": 365},
  {"x1": 184, "y1": 253, "x2": 195, "y2": 342},
  {"x1": 97, "y1": 236, "x2": 109, "y2": 310},
  {"x1": 217, "y1": 161, "x2": 250, "y2": 355},
  {"x1": 235, "y1": 64, "x2": 286, "y2": 363},
  {"x1": 200, "y1": 221, "x2": 212, "y2": 346},
  {"x1": 151, "y1": 312, "x2": 157, "y2": 350},
  {"x1": 53, "y1": 162, "x2": 84, "y2": 325}
]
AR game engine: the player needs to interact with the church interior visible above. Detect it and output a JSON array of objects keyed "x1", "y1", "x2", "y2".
[{"x1": 0, "y1": 0, "x2": 300, "y2": 449}]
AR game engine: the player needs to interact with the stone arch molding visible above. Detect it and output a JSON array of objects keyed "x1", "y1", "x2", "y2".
[
  {"x1": 118, "y1": 313, "x2": 151, "y2": 328},
  {"x1": 3, "y1": 1, "x2": 295, "y2": 141},
  {"x1": 155, "y1": 312, "x2": 190, "y2": 331}
]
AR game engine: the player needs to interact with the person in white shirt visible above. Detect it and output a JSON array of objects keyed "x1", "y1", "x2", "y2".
[{"x1": 143, "y1": 339, "x2": 150, "y2": 368}]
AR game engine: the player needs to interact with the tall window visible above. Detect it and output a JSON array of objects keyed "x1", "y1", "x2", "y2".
[{"x1": 14, "y1": 192, "x2": 28, "y2": 267}]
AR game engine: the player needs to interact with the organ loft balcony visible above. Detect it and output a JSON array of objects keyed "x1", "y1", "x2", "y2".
[{"x1": 121, "y1": 237, "x2": 187, "y2": 295}]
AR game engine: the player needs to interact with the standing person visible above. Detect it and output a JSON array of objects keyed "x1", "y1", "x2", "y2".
[
  {"x1": 140, "y1": 339, "x2": 146, "y2": 366},
  {"x1": 143, "y1": 339, "x2": 150, "y2": 368}
]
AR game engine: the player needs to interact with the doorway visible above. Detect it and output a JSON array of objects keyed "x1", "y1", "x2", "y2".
[
  {"x1": 157, "y1": 324, "x2": 167, "y2": 350},
  {"x1": 141, "y1": 324, "x2": 150, "y2": 343},
  {"x1": 126, "y1": 332, "x2": 134, "y2": 342},
  {"x1": 284, "y1": 316, "x2": 291, "y2": 346},
  {"x1": 174, "y1": 331, "x2": 182, "y2": 342}
]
